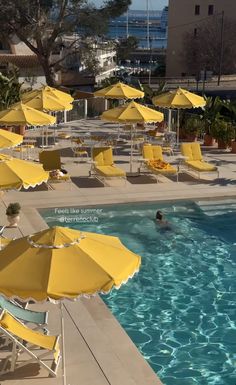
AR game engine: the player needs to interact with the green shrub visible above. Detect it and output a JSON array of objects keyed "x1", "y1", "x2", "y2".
[{"x1": 6, "y1": 203, "x2": 21, "y2": 216}]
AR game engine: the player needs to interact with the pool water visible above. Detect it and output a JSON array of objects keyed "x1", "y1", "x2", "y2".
[{"x1": 41, "y1": 201, "x2": 236, "y2": 385}]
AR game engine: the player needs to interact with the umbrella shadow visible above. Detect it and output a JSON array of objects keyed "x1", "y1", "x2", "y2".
[{"x1": 71, "y1": 177, "x2": 104, "y2": 188}]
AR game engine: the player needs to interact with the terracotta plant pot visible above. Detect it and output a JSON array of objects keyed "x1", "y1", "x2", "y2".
[
  {"x1": 217, "y1": 139, "x2": 228, "y2": 150},
  {"x1": 7, "y1": 214, "x2": 20, "y2": 227},
  {"x1": 231, "y1": 140, "x2": 236, "y2": 153},
  {"x1": 204, "y1": 134, "x2": 215, "y2": 146}
]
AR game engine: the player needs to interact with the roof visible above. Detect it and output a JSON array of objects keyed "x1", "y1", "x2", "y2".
[{"x1": 0, "y1": 54, "x2": 40, "y2": 68}]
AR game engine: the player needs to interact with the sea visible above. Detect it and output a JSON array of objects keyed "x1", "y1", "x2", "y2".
[{"x1": 107, "y1": 10, "x2": 167, "y2": 49}]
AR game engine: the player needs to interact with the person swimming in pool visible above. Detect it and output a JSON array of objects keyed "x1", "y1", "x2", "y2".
[{"x1": 155, "y1": 211, "x2": 172, "y2": 230}]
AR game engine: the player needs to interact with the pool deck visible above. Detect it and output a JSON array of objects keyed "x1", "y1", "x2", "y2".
[{"x1": 0, "y1": 119, "x2": 236, "y2": 384}]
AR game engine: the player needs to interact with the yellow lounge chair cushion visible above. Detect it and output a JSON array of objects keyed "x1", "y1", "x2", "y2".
[
  {"x1": 148, "y1": 160, "x2": 177, "y2": 174},
  {"x1": 95, "y1": 165, "x2": 126, "y2": 177},
  {"x1": 39, "y1": 150, "x2": 61, "y2": 171},
  {"x1": 143, "y1": 145, "x2": 163, "y2": 161},
  {"x1": 50, "y1": 174, "x2": 70, "y2": 181},
  {"x1": 181, "y1": 143, "x2": 194, "y2": 160},
  {"x1": 191, "y1": 142, "x2": 203, "y2": 161},
  {"x1": 186, "y1": 160, "x2": 217, "y2": 172},
  {"x1": 0, "y1": 311, "x2": 57, "y2": 351},
  {"x1": 93, "y1": 147, "x2": 113, "y2": 166}
]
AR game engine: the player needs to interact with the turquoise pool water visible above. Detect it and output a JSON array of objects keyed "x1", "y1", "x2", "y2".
[{"x1": 41, "y1": 200, "x2": 236, "y2": 385}]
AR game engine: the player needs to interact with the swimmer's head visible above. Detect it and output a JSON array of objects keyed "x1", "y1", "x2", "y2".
[{"x1": 156, "y1": 211, "x2": 163, "y2": 220}]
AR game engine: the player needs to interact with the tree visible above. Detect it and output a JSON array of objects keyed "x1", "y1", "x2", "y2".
[
  {"x1": 0, "y1": 0, "x2": 131, "y2": 86},
  {"x1": 183, "y1": 15, "x2": 236, "y2": 76},
  {"x1": 0, "y1": 72, "x2": 22, "y2": 111},
  {"x1": 116, "y1": 36, "x2": 139, "y2": 62}
]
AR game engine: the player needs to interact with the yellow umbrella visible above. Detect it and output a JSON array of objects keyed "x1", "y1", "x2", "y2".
[
  {"x1": 22, "y1": 86, "x2": 74, "y2": 104},
  {"x1": 23, "y1": 93, "x2": 73, "y2": 112},
  {"x1": 23, "y1": 94, "x2": 73, "y2": 147},
  {"x1": 0, "y1": 226, "x2": 141, "y2": 384},
  {"x1": 94, "y1": 81, "x2": 144, "y2": 99},
  {"x1": 101, "y1": 101, "x2": 164, "y2": 172},
  {"x1": 102, "y1": 101, "x2": 164, "y2": 123},
  {"x1": 0, "y1": 226, "x2": 141, "y2": 300},
  {"x1": 0, "y1": 129, "x2": 23, "y2": 149},
  {"x1": 0, "y1": 102, "x2": 56, "y2": 126},
  {"x1": 0, "y1": 153, "x2": 49, "y2": 190},
  {"x1": 152, "y1": 88, "x2": 206, "y2": 144}
]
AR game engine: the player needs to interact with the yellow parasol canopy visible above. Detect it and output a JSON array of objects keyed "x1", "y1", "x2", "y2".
[
  {"x1": 0, "y1": 226, "x2": 141, "y2": 301},
  {"x1": 102, "y1": 101, "x2": 163, "y2": 173},
  {"x1": 0, "y1": 102, "x2": 56, "y2": 126},
  {"x1": 94, "y1": 82, "x2": 144, "y2": 99},
  {"x1": 23, "y1": 93, "x2": 73, "y2": 112},
  {"x1": 0, "y1": 129, "x2": 23, "y2": 149},
  {"x1": 22, "y1": 86, "x2": 74, "y2": 104},
  {"x1": 0, "y1": 154, "x2": 49, "y2": 190},
  {"x1": 152, "y1": 87, "x2": 206, "y2": 109},
  {"x1": 101, "y1": 101, "x2": 164, "y2": 123},
  {"x1": 152, "y1": 88, "x2": 206, "y2": 144}
]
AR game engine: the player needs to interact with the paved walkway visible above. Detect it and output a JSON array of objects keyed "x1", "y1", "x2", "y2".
[{"x1": 0, "y1": 119, "x2": 236, "y2": 385}]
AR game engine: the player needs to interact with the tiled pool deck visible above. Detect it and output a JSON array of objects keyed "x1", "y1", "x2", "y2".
[{"x1": 0, "y1": 119, "x2": 236, "y2": 384}]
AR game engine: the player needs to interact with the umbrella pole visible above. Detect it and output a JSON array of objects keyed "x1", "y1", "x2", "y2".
[
  {"x1": 59, "y1": 302, "x2": 67, "y2": 385},
  {"x1": 177, "y1": 110, "x2": 180, "y2": 146},
  {"x1": 130, "y1": 124, "x2": 134, "y2": 173},
  {"x1": 168, "y1": 109, "x2": 171, "y2": 132}
]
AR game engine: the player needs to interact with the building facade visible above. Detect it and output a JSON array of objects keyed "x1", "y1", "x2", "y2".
[{"x1": 166, "y1": 0, "x2": 236, "y2": 77}]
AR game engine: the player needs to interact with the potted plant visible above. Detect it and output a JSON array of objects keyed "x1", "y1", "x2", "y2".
[
  {"x1": 231, "y1": 125, "x2": 236, "y2": 153},
  {"x1": 184, "y1": 116, "x2": 203, "y2": 142},
  {"x1": 201, "y1": 97, "x2": 223, "y2": 146},
  {"x1": 211, "y1": 120, "x2": 234, "y2": 149},
  {"x1": 6, "y1": 203, "x2": 21, "y2": 227}
]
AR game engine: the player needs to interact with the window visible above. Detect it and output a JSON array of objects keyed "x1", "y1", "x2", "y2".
[
  {"x1": 208, "y1": 5, "x2": 214, "y2": 15},
  {"x1": 195, "y1": 5, "x2": 200, "y2": 15},
  {"x1": 194, "y1": 28, "x2": 198, "y2": 37}
]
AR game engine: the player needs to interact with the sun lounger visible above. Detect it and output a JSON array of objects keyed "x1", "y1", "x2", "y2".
[
  {"x1": 91, "y1": 147, "x2": 126, "y2": 183},
  {"x1": 180, "y1": 142, "x2": 219, "y2": 179},
  {"x1": 0, "y1": 296, "x2": 48, "y2": 330},
  {"x1": 39, "y1": 150, "x2": 70, "y2": 182},
  {"x1": 141, "y1": 144, "x2": 177, "y2": 178},
  {"x1": 0, "y1": 310, "x2": 60, "y2": 377}
]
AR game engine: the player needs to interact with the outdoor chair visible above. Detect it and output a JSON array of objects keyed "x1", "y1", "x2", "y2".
[
  {"x1": 39, "y1": 150, "x2": 70, "y2": 182},
  {"x1": 0, "y1": 310, "x2": 60, "y2": 377},
  {"x1": 140, "y1": 144, "x2": 177, "y2": 179},
  {"x1": 180, "y1": 142, "x2": 219, "y2": 179},
  {"x1": 91, "y1": 147, "x2": 126, "y2": 183},
  {"x1": 0, "y1": 226, "x2": 12, "y2": 250},
  {"x1": 0, "y1": 296, "x2": 48, "y2": 331}
]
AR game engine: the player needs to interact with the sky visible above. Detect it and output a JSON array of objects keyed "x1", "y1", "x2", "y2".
[{"x1": 93, "y1": 0, "x2": 168, "y2": 11}]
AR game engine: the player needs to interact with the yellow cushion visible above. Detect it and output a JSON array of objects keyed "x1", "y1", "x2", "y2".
[
  {"x1": 39, "y1": 150, "x2": 61, "y2": 171},
  {"x1": 143, "y1": 145, "x2": 153, "y2": 160},
  {"x1": 13, "y1": 147, "x2": 26, "y2": 152},
  {"x1": 0, "y1": 311, "x2": 57, "y2": 351},
  {"x1": 103, "y1": 148, "x2": 113, "y2": 166},
  {"x1": 152, "y1": 146, "x2": 163, "y2": 161},
  {"x1": 186, "y1": 160, "x2": 217, "y2": 172},
  {"x1": 95, "y1": 165, "x2": 125, "y2": 177},
  {"x1": 181, "y1": 143, "x2": 193, "y2": 160},
  {"x1": 50, "y1": 174, "x2": 70, "y2": 181},
  {"x1": 93, "y1": 150, "x2": 104, "y2": 166},
  {"x1": 143, "y1": 145, "x2": 163, "y2": 161},
  {"x1": 148, "y1": 160, "x2": 177, "y2": 174},
  {"x1": 191, "y1": 142, "x2": 203, "y2": 161}
]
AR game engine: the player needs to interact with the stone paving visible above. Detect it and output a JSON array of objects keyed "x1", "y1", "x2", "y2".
[{"x1": 0, "y1": 118, "x2": 236, "y2": 385}]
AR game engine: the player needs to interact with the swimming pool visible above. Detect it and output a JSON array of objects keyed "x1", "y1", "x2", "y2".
[{"x1": 41, "y1": 200, "x2": 236, "y2": 385}]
